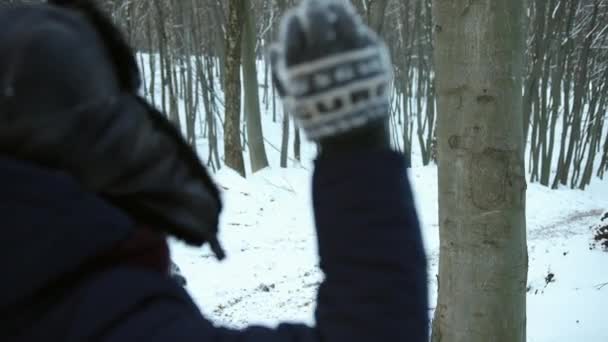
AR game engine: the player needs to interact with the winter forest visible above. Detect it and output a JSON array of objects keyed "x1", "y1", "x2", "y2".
[{"x1": 4, "y1": 0, "x2": 608, "y2": 341}]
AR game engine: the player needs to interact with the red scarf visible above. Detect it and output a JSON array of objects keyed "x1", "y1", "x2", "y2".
[{"x1": 94, "y1": 226, "x2": 170, "y2": 275}]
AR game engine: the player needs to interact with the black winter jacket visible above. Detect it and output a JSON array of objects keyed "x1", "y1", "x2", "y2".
[
  {"x1": 0, "y1": 151, "x2": 428, "y2": 341},
  {"x1": 0, "y1": 3, "x2": 428, "y2": 342}
]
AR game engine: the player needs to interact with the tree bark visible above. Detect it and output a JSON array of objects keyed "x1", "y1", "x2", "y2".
[
  {"x1": 280, "y1": 108, "x2": 290, "y2": 168},
  {"x1": 367, "y1": 0, "x2": 389, "y2": 35},
  {"x1": 431, "y1": 1, "x2": 528, "y2": 341},
  {"x1": 294, "y1": 122, "x2": 301, "y2": 162},
  {"x1": 541, "y1": 0, "x2": 570, "y2": 186},
  {"x1": 522, "y1": 0, "x2": 547, "y2": 149},
  {"x1": 241, "y1": 0, "x2": 269, "y2": 173},
  {"x1": 224, "y1": 0, "x2": 246, "y2": 177},
  {"x1": 560, "y1": 2, "x2": 598, "y2": 188},
  {"x1": 598, "y1": 129, "x2": 608, "y2": 179}
]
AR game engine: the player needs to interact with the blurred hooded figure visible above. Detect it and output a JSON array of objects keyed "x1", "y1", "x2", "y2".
[{"x1": 0, "y1": 1, "x2": 428, "y2": 341}]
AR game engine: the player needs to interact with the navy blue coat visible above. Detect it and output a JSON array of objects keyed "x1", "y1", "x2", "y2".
[{"x1": 0, "y1": 150, "x2": 428, "y2": 341}]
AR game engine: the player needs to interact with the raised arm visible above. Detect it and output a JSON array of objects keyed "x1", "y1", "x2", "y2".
[
  {"x1": 122, "y1": 1, "x2": 428, "y2": 341},
  {"x1": 243, "y1": 0, "x2": 429, "y2": 337},
  {"x1": 15, "y1": 1, "x2": 429, "y2": 340},
  {"x1": 311, "y1": 148, "x2": 429, "y2": 341}
]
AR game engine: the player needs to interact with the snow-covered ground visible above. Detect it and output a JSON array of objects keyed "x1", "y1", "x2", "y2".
[
  {"x1": 137, "y1": 55, "x2": 608, "y2": 341},
  {"x1": 173, "y1": 129, "x2": 608, "y2": 341},
  {"x1": 171, "y1": 157, "x2": 608, "y2": 341}
]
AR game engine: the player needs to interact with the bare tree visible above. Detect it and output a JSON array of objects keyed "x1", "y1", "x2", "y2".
[
  {"x1": 224, "y1": 0, "x2": 246, "y2": 177},
  {"x1": 277, "y1": 0, "x2": 290, "y2": 168},
  {"x1": 367, "y1": 0, "x2": 389, "y2": 35},
  {"x1": 242, "y1": 0, "x2": 270, "y2": 173},
  {"x1": 68, "y1": 0, "x2": 606, "y2": 185},
  {"x1": 431, "y1": 1, "x2": 528, "y2": 341}
]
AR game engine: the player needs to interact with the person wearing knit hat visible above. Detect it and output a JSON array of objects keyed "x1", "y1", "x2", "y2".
[{"x1": 0, "y1": 0, "x2": 427, "y2": 341}]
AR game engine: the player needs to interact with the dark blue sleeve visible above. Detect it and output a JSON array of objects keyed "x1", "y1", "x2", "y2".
[
  {"x1": 311, "y1": 150, "x2": 428, "y2": 341},
  {"x1": 105, "y1": 151, "x2": 428, "y2": 342}
]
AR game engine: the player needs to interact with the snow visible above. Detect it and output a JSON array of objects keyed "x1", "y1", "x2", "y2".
[
  {"x1": 170, "y1": 166, "x2": 319, "y2": 327},
  {"x1": 137, "y1": 55, "x2": 608, "y2": 341},
  {"x1": 523, "y1": 184, "x2": 608, "y2": 341},
  {"x1": 171, "y1": 160, "x2": 608, "y2": 341},
  {"x1": 527, "y1": 233, "x2": 608, "y2": 341},
  {"x1": 172, "y1": 137, "x2": 608, "y2": 341}
]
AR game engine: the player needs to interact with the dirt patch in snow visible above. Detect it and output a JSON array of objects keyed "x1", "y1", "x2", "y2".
[
  {"x1": 530, "y1": 209, "x2": 605, "y2": 240},
  {"x1": 591, "y1": 212, "x2": 608, "y2": 251}
]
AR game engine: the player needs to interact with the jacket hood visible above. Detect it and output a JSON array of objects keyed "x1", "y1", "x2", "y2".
[
  {"x1": 0, "y1": 157, "x2": 134, "y2": 316},
  {"x1": 0, "y1": 4, "x2": 224, "y2": 259}
]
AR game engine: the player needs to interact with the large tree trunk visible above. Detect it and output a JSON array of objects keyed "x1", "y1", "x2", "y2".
[
  {"x1": 241, "y1": 0, "x2": 269, "y2": 173},
  {"x1": 431, "y1": 1, "x2": 528, "y2": 342},
  {"x1": 224, "y1": 0, "x2": 246, "y2": 177}
]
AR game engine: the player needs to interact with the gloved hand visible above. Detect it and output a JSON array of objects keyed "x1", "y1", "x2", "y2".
[{"x1": 271, "y1": 0, "x2": 393, "y2": 154}]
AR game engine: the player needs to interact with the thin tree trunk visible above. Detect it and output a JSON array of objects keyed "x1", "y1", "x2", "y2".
[
  {"x1": 579, "y1": 69, "x2": 607, "y2": 188},
  {"x1": 541, "y1": 0, "x2": 569, "y2": 186},
  {"x1": 560, "y1": 3, "x2": 598, "y2": 188},
  {"x1": 294, "y1": 122, "x2": 301, "y2": 163},
  {"x1": 598, "y1": 129, "x2": 608, "y2": 179},
  {"x1": 241, "y1": 0, "x2": 269, "y2": 172},
  {"x1": 224, "y1": 0, "x2": 246, "y2": 177},
  {"x1": 522, "y1": 0, "x2": 547, "y2": 149},
  {"x1": 146, "y1": 15, "x2": 156, "y2": 107},
  {"x1": 367, "y1": 0, "x2": 389, "y2": 35},
  {"x1": 211, "y1": 0, "x2": 227, "y2": 91},
  {"x1": 153, "y1": 0, "x2": 168, "y2": 115},
  {"x1": 280, "y1": 108, "x2": 290, "y2": 168}
]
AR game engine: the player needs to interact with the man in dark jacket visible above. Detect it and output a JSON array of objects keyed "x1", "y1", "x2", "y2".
[{"x1": 0, "y1": 0, "x2": 428, "y2": 341}]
